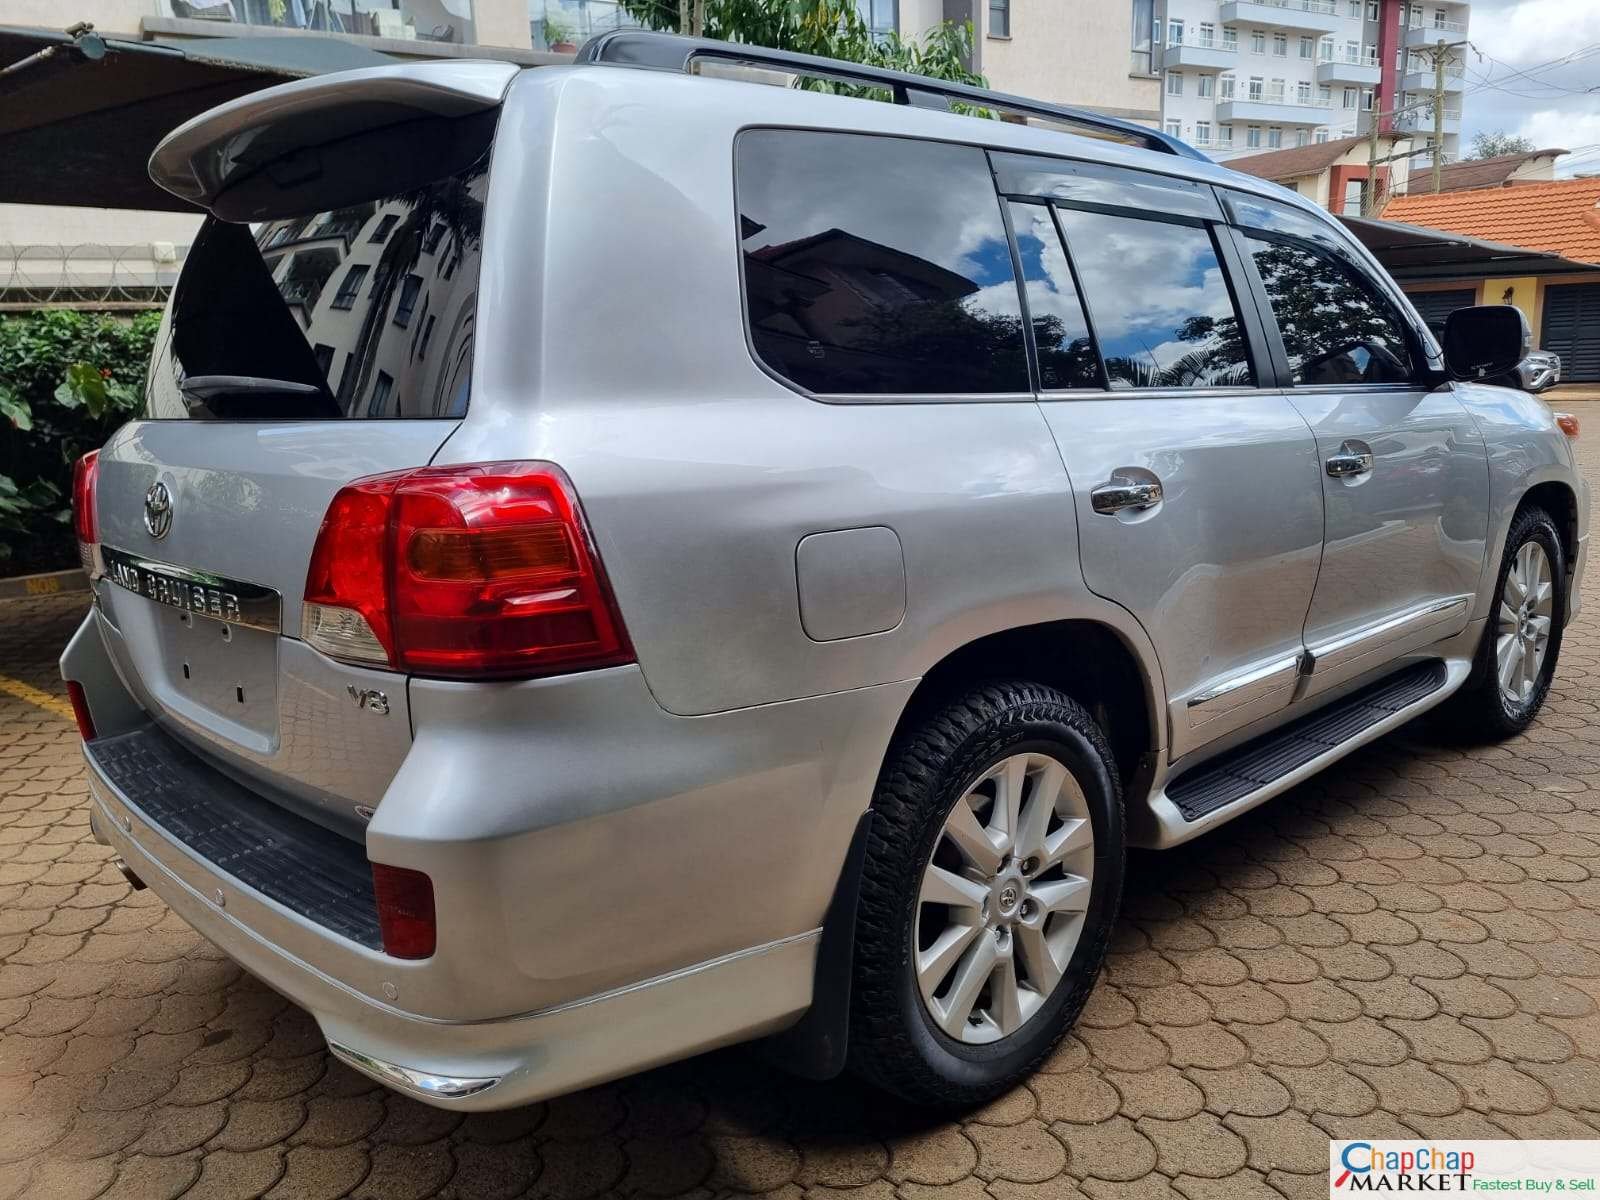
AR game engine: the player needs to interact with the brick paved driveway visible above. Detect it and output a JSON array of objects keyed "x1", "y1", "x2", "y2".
[{"x1": 5, "y1": 406, "x2": 1600, "y2": 1200}]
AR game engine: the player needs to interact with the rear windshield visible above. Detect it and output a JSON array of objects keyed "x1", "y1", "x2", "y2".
[{"x1": 145, "y1": 148, "x2": 490, "y2": 420}]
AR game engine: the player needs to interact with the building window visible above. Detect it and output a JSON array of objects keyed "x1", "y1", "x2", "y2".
[
  {"x1": 1198, "y1": 73, "x2": 1215, "y2": 97},
  {"x1": 1166, "y1": 118, "x2": 1182, "y2": 137},
  {"x1": 1222, "y1": 25, "x2": 1237, "y2": 48},
  {"x1": 393, "y1": 274, "x2": 422, "y2": 328},
  {"x1": 1299, "y1": 35, "x2": 1314, "y2": 58},
  {"x1": 1167, "y1": 71, "x2": 1183, "y2": 95},
  {"x1": 1198, "y1": 21, "x2": 1215, "y2": 45},
  {"x1": 368, "y1": 214, "x2": 399, "y2": 243},
  {"x1": 1367, "y1": 0, "x2": 1380, "y2": 18},
  {"x1": 1130, "y1": 0, "x2": 1154, "y2": 72},
  {"x1": 1250, "y1": 29, "x2": 1265, "y2": 53},
  {"x1": 1295, "y1": 130, "x2": 1309, "y2": 146},
  {"x1": 1319, "y1": 35, "x2": 1334, "y2": 61},
  {"x1": 1319, "y1": 84, "x2": 1332, "y2": 102},
  {"x1": 1249, "y1": 76, "x2": 1264, "y2": 99},
  {"x1": 417, "y1": 314, "x2": 437, "y2": 360},
  {"x1": 989, "y1": 0, "x2": 1009, "y2": 37},
  {"x1": 1297, "y1": 79, "x2": 1312, "y2": 102},
  {"x1": 313, "y1": 343, "x2": 335, "y2": 379},
  {"x1": 1267, "y1": 77, "x2": 1285, "y2": 102},
  {"x1": 1272, "y1": 31, "x2": 1287, "y2": 56},
  {"x1": 532, "y1": 0, "x2": 637, "y2": 50},
  {"x1": 1220, "y1": 123, "x2": 1234, "y2": 144},
  {"x1": 1348, "y1": 0, "x2": 1360, "y2": 15},
  {"x1": 330, "y1": 264, "x2": 368, "y2": 311},
  {"x1": 1433, "y1": 6, "x2": 1447, "y2": 26},
  {"x1": 1315, "y1": 127, "x2": 1330, "y2": 142},
  {"x1": 1247, "y1": 125, "x2": 1262, "y2": 147},
  {"x1": 1343, "y1": 86, "x2": 1358, "y2": 108},
  {"x1": 1344, "y1": 178, "x2": 1365, "y2": 212},
  {"x1": 1197, "y1": 120, "x2": 1212, "y2": 143},
  {"x1": 856, "y1": 0, "x2": 897, "y2": 37},
  {"x1": 1362, "y1": 87, "x2": 1375, "y2": 110},
  {"x1": 369, "y1": 371, "x2": 394, "y2": 418},
  {"x1": 423, "y1": 223, "x2": 447, "y2": 255},
  {"x1": 1267, "y1": 127, "x2": 1282, "y2": 147},
  {"x1": 1219, "y1": 73, "x2": 1236, "y2": 98},
  {"x1": 1169, "y1": 18, "x2": 1183, "y2": 43}
]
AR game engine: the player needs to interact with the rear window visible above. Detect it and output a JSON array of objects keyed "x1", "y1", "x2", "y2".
[
  {"x1": 736, "y1": 130, "x2": 1029, "y2": 396},
  {"x1": 145, "y1": 148, "x2": 490, "y2": 420}
]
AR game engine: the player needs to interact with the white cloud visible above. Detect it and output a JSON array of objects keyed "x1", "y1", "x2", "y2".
[
  {"x1": 1469, "y1": 0, "x2": 1600, "y2": 64},
  {"x1": 1512, "y1": 109, "x2": 1600, "y2": 173}
]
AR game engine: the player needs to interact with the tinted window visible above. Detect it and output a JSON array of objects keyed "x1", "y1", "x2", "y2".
[
  {"x1": 1007, "y1": 202, "x2": 1099, "y2": 389},
  {"x1": 146, "y1": 146, "x2": 489, "y2": 420},
  {"x1": 737, "y1": 131, "x2": 1029, "y2": 395},
  {"x1": 1245, "y1": 235, "x2": 1414, "y2": 385},
  {"x1": 1056, "y1": 210, "x2": 1253, "y2": 388}
]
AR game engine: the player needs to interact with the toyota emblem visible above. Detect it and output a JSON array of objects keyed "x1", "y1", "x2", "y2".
[{"x1": 143, "y1": 482, "x2": 173, "y2": 539}]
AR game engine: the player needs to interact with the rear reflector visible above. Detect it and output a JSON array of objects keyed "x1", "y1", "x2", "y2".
[
  {"x1": 71, "y1": 451, "x2": 100, "y2": 574},
  {"x1": 372, "y1": 863, "x2": 436, "y2": 960},
  {"x1": 302, "y1": 462, "x2": 633, "y2": 681},
  {"x1": 66, "y1": 680, "x2": 96, "y2": 742}
]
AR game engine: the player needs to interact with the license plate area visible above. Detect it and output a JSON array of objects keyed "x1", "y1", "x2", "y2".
[{"x1": 102, "y1": 547, "x2": 281, "y2": 743}]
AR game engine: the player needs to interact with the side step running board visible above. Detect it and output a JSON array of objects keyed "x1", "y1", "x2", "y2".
[{"x1": 1144, "y1": 659, "x2": 1464, "y2": 849}]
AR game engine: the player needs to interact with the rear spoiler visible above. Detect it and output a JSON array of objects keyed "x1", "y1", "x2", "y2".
[{"x1": 149, "y1": 60, "x2": 519, "y2": 221}]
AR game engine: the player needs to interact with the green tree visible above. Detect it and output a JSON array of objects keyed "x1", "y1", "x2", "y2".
[
  {"x1": 1466, "y1": 130, "x2": 1535, "y2": 160},
  {"x1": 615, "y1": 0, "x2": 985, "y2": 91}
]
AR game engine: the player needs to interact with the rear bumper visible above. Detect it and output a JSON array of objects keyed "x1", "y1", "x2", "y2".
[
  {"x1": 86, "y1": 751, "x2": 818, "y2": 1109},
  {"x1": 66, "y1": 609, "x2": 913, "y2": 1107}
]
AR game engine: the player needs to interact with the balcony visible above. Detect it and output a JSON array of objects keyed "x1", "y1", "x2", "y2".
[
  {"x1": 1219, "y1": 0, "x2": 1343, "y2": 36},
  {"x1": 1402, "y1": 63, "x2": 1466, "y2": 93},
  {"x1": 1216, "y1": 93, "x2": 1335, "y2": 125},
  {"x1": 161, "y1": 0, "x2": 475, "y2": 45},
  {"x1": 1394, "y1": 107, "x2": 1462, "y2": 136},
  {"x1": 1404, "y1": 18, "x2": 1468, "y2": 48},
  {"x1": 1163, "y1": 35, "x2": 1240, "y2": 70},
  {"x1": 1316, "y1": 47, "x2": 1380, "y2": 86}
]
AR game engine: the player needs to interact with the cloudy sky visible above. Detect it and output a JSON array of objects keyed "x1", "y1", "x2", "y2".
[{"x1": 1460, "y1": 0, "x2": 1600, "y2": 174}]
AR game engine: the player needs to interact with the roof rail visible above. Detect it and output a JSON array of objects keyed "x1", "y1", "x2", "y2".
[{"x1": 574, "y1": 30, "x2": 1207, "y2": 162}]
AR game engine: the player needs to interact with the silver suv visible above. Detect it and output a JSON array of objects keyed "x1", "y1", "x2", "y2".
[{"x1": 61, "y1": 34, "x2": 1589, "y2": 1111}]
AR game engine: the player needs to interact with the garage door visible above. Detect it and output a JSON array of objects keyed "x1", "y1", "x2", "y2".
[
  {"x1": 1406, "y1": 288, "x2": 1478, "y2": 332},
  {"x1": 1543, "y1": 283, "x2": 1600, "y2": 382}
]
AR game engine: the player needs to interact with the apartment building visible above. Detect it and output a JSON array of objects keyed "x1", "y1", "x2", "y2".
[{"x1": 1149, "y1": 0, "x2": 1466, "y2": 167}]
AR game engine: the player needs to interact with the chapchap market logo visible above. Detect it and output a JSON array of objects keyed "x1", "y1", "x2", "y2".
[{"x1": 1333, "y1": 1142, "x2": 1475, "y2": 1192}]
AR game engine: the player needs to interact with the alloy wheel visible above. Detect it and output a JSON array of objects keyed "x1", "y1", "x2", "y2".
[
  {"x1": 914, "y1": 752, "x2": 1094, "y2": 1045},
  {"x1": 1496, "y1": 540, "x2": 1555, "y2": 706}
]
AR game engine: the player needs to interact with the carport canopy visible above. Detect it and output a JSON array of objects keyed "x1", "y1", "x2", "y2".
[
  {"x1": 0, "y1": 23, "x2": 396, "y2": 212},
  {"x1": 1340, "y1": 213, "x2": 1600, "y2": 281}
]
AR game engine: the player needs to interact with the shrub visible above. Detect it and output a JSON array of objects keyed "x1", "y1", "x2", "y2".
[{"x1": 0, "y1": 310, "x2": 159, "y2": 575}]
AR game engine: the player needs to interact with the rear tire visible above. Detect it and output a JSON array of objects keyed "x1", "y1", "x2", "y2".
[
  {"x1": 1443, "y1": 505, "x2": 1566, "y2": 742},
  {"x1": 847, "y1": 681, "x2": 1124, "y2": 1108}
]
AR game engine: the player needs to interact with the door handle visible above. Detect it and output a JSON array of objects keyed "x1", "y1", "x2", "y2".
[
  {"x1": 1325, "y1": 440, "x2": 1374, "y2": 478},
  {"x1": 1091, "y1": 471, "x2": 1164, "y2": 515}
]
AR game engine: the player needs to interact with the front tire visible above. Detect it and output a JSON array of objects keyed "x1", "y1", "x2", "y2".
[
  {"x1": 1445, "y1": 504, "x2": 1566, "y2": 742},
  {"x1": 847, "y1": 681, "x2": 1124, "y2": 1108}
]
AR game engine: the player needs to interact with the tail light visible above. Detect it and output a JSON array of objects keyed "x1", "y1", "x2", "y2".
[
  {"x1": 66, "y1": 680, "x2": 96, "y2": 742},
  {"x1": 371, "y1": 863, "x2": 436, "y2": 959},
  {"x1": 302, "y1": 462, "x2": 633, "y2": 680},
  {"x1": 71, "y1": 451, "x2": 100, "y2": 574},
  {"x1": 1555, "y1": 412, "x2": 1580, "y2": 440}
]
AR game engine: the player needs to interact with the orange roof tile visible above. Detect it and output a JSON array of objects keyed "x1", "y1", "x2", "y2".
[{"x1": 1381, "y1": 177, "x2": 1600, "y2": 265}]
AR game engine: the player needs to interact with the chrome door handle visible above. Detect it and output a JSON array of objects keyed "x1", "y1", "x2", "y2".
[
  {"x1": 1091, "y1": 473, "x2": 1163, "y2": 515},
  {"x1": 1325, "y1": 440, "x2": 1374, "y2": 478}
]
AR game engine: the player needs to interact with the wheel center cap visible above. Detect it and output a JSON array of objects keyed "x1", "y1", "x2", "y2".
[{"x1": 999, "y1": 884, "x2": 1019, "y2": 911}]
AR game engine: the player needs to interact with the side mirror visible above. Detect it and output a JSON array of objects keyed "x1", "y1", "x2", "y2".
[{"x1": 1441, "y1": 305, "x2": 1530, "y2": 382}]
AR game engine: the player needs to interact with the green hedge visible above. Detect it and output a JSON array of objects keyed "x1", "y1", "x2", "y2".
[{"x1": 0, "y1": 310, "x2": 159, "y2": 576}]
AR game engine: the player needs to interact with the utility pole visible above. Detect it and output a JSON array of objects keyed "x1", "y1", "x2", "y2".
[
  {"x1": 1411, "y1": 38, "x2": 1471, "y2": 193},
  {"x1": 1365, "y1": 105, "x2": 1383, "y2": 216}
]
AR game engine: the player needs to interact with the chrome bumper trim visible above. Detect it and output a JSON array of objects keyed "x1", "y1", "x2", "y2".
[{"x1": 327, "y1": 1043, "x2": 503, "y2": 1101}]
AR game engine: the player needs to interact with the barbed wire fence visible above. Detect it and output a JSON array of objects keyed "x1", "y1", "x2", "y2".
[{"x1": 0, "y1": 241, "x2": 185, "y2": 310}]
